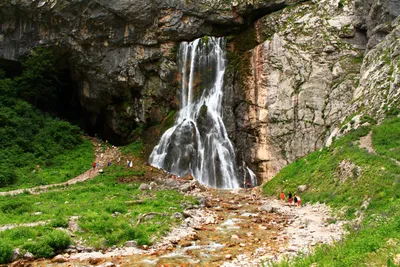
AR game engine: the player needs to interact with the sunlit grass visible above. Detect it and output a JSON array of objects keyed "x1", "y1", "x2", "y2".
[
  {"x1": 0, "y1": 164, "x2": 197, "y2": 261},
  {"x1": 263, "y1": 118, "x2": 400, "y2": 266}
]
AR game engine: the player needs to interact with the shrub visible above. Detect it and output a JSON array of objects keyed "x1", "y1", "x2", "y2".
[
  {"x1": 49, "y1": 217, "x2": 69, "y2": 228},
  {"x1": 23, "y1": 241, "x2": 54, "y2": 258},
  {"x1": 44, "y1": 230, "x2": 71, "y2": 250},
  {"x1": 0, "y1": 243, "x2": 13, "y2": 264}
]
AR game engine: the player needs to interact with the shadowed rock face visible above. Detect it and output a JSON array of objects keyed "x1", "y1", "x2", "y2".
[
  {"x1": 0, "y1": 0, "x2": 301, "y2": 145},
  {"x1": 1, "y1": 0, "x2": 399, "y2": 183}
]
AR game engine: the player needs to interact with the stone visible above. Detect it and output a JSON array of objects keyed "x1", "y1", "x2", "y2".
[
  {"x1": 180, "y1": 183, "x2": 192, "y2": 192},
  {"x1": 89, "y1": 257, "x2": 103, "y2": 265},
  {"x1": 138, "y1": 183, "x2": 151, "y2": 190},
  {"x1": 51, "y1": 254, "x2": 69, "y2": 263},
  {"x1": 394, "y1": 254, "x2": 400, "y2": 265},
  {"x1": 258, "y1": 205, "x2": 279, "y2": 213},
  {"x1": 297, "y1": 185, "x2": 308, "y2": 192},
  {"x1": 171, "y1": 212, "x2": 185, "y2": 220},
  {"x1": 225, "y1": 254, "x2": 232, "y2": 259},
  {"x1": 12, "y1": 248, "x2": 21, "y2": 261},
  {"x1": 23, "y1": 252, "x2": 34, "y2": 261},
  {"x1": 125, "y1": 240, "x2": 138, "y2": 247}
]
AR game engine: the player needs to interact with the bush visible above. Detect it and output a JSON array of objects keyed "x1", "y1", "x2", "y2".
[
  {"x1": 44, "y1": 230, "x2": 71, "y2": 250},
  {"x1": 0, "y1": 243, "x2": 13, "y2": 264},
  {"x1": 49, "y1": 217, "x2": 69, "y2": 228},
  {"x1": 0, "y1": 47, "x2": 90, "y2": 189},
  {"x1": 23, "y1": 241, "x2": 54, "y2": 258},
  {"x1": 21, "y1": 230, "x2": 70, "y2": 258}
]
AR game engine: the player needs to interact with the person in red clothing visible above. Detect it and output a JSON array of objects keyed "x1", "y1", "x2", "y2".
[
  {"x1": 288, "y1": 192, "x2": 293, "y2": 205},
  {"x1": 280, "y1": 191, "x2": 285, "y2": 203},
  {"x1": 294, "y1": 194, "x2": 302, "y2": 207},
  {"x1": 90, "y1": 162, "x2": 96, "y2": 174}
]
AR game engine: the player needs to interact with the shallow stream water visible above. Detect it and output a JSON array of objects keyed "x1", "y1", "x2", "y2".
[{"x1": 29, "y1": 190, "x2": 289, "y2": 267}]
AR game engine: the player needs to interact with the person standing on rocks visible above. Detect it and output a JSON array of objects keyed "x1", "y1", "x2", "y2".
[
  {"x1": 288, "y1": 192, "x2": 293, "y2": 205},
  {"x1": 251, "y1": 187, "x2": 259, "y2": 201},
  {"x1": 280, "y1": 191, "x2": 285, "y2": 203},
  {"x1": 294, "y1": 194, "x2": 302, "y2": 207},
  {"x1": 91, "y1": 162, "x2": 96, "y2": 174}
]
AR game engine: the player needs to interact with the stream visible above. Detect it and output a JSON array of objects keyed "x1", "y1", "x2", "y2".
[{"x1": 21, "y1": 185, "x2": 344, "y2": 267}]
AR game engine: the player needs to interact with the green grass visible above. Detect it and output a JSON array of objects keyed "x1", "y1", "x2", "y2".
[
  {"x1": 0, "y1": 226, "x2": 71, "y2": 259},
  {"x1": 263, "y1": 118, "x2": 400, "y2": 266},
  {"x1": 120, "y1": 140, "x2": 144, "y2": 158},
  {"x1": 0, "y1": 139, "x2": 94, "y2": 191},
  {"x1": 0, "y1": 60, "x2": 91, "y2": 189},
  {"x1": 0, "y1": 165, "x2": 197, "y2": 260},
  {"x1": 373, "y1": 117, "x2": 400, "y2": 161}
]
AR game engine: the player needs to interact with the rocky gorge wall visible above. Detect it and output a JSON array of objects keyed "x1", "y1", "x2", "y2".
[
  {"x1": 224, "y1": 0, "x2": 400, "y2": 183},
  {"x1": 1, "y1": 0, "x2": 399, "y2": 184},
  {"x1": 0, "y1": 0, "x2": 300, "y2": 145}
]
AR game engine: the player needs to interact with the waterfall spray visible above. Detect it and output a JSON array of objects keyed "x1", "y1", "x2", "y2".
[{"x1": 149, "y1": 37, "x2": 243, "y2": 189}]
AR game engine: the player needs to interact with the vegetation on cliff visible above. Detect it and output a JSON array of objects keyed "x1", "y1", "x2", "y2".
[
  {"x1": 0, "y1": 48, "x2": 93, "y2": 189},
  {"x1": 263, "y1": 117, "x2": 400, "y2": 266}
]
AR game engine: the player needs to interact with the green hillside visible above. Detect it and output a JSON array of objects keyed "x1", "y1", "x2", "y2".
[
  {"x1": 0, "y1": 48, "x2": 94, "y2": 190},
  {"x1": 263, "y1": 117, "x2": 400, "y2": 266}
]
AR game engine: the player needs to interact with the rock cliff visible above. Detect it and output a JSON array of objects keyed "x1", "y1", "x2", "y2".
[
  {"x1": 0, "y1": 0, "x2": 299, "y2": 145},
  {"x1": 223, "y1": 0, "x2": 400, "y2": 182},
  {"x1": 1, "y1": 0, "x2": 399, "y2": 183}
]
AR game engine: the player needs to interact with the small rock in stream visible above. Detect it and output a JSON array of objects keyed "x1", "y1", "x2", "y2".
[
  {"x1": 23, "y1": 252, "x2": 34, "y2": 261},
  {"x1": 51, "y1": 254, "x2": 69, "y2": 263}
]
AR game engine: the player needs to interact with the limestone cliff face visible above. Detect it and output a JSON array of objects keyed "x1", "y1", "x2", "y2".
[
  {"x1": 228, "y1": 0, "x2": 400, "y2": 182},
  {"x1": 229, "y1": 0, "x2": 365, "y2": 182},
  {"x1": 0, "y1": 0, "x2": 299, "y2": 145},
  {"x1": 1, "y1": 0, "x2": 399, "y2": 182}
]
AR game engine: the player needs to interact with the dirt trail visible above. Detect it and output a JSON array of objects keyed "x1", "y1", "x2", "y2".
[
  {"x1": 358, "y1": 131, "x2": 375, "y2": 154},
  {"x1": 0, "y1": 139, "x2": 121, "y2": 197},
  {"x1": 358, "y1": 131, "x2": 400, "y2": 166}
]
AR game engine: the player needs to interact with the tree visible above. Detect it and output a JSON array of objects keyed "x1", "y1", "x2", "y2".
[{"x1": 16, "y1": 47, "x2": 57, "y2": 108}]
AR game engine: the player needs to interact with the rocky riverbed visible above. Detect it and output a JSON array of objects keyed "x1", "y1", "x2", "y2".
[{"x1": 8, "y1": 175, "x2": 346, "y2": 267}]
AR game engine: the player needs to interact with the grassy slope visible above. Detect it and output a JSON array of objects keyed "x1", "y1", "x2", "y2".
[
  {"x1": 1, "y1": 139, "x2": 94, "y2": 191},
  {"x1": 0, "y1": 159, "x2": 196, "y2": 263},
  {"x1": 263, "y1": 117, "x2": 400, "y2": 266}
]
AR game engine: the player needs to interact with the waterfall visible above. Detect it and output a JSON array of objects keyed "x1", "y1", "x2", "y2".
[{"x1": 149, "y1": 37, "x2": 241, "y2": 189}]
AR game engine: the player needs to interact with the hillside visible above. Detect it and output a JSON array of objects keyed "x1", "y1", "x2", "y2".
[
  {"x1": 263, "y1": 116, "x2": 400, "y2": 266},
  {"x1": 0, "y1": 48, "x2": 94, "y2": 190}
]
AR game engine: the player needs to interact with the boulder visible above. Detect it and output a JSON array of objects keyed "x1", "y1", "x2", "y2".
[
  {"x1": 51, "y1": 254, "x2": 69, "y2": 263},
  {"x1": 258, "y1": 205, "x2": 280, "y2": 213},
  {"x1": 12, "y1": 248, "x2": 21, "y2": 261},
  {"x1": 138, "y1": 183, "x2": 151, "y2": 190},
  {"x1": 125, "y1": 240, "x2": 138, "y2": 247},
  {"x1": 298, "y1": 185, "x2": 308, "y2": 193},
  {"x1": 23, "y1": 252, "x2": 34, "y2": 261}
]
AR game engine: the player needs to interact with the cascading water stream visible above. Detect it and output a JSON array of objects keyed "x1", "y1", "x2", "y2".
[{"x1": 149, "y1": 37, "x2": 249, "y2": 189}]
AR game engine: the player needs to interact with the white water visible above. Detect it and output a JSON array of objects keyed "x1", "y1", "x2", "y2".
[{"x1": 149, "y1": 37, "x2": 241, "y2": 189}]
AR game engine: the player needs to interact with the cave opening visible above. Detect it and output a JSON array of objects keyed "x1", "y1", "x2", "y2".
[
  {"x1": 53, "y1": 54, "x2": 84, "y2": 129},
  {"x1": 0, "y1": 58, "x2": 22, "y2": 77}
]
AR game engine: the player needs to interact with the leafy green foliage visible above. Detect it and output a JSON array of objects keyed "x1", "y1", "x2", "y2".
[
  {"x1": 15, "y1": 46, "x2": 57, "y2": 108},
  {"x1": 0, "y1": 47, "x2": 94, "y2": 188},
  {"x1": 0, "y1": 243, "x2": 13, "y2": 264},
  {"x1": 263, "y1": 120, "x2": 400, "y2": 266}
]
